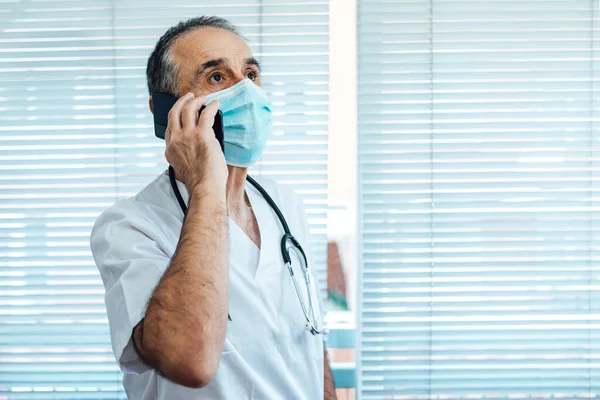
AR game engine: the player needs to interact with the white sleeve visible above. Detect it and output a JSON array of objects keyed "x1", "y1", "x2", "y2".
[{"x1": 90, "y1": 200, "x2": 171, "y2": 374}]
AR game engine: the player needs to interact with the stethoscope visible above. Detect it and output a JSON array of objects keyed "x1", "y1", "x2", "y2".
[{"x1": 168, "y1": 165, "x2": 327, "y2": 335}]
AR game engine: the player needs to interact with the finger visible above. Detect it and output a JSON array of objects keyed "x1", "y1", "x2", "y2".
[
  {"x1": 197, "y1": 99, "x2": 220, "y2": 136},
  {"x1": 181, "y1": 95, "x2": 207, "y2": 129},
  {"x1": 167, "y1": 92, "x2": 194, "y2": 134}
]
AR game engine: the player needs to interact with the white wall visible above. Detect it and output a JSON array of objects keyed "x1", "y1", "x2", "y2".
[{"x1": 328, "y1": 0, "x2": 357, "y2": 312}]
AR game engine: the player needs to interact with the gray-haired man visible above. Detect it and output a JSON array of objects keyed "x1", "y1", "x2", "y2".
[{"x1": 90, "y1": 16, "x2": 337, "y2": 399}]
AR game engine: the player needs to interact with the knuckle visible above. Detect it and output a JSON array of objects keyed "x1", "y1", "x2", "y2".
[
  {"x1": 182, "y1": 102, "x2": 195, "y2": 113},
  {"x1": 198, "y1": 113, "x2": 212, "y2": 127}
]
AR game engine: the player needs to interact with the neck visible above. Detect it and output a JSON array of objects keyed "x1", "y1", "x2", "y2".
[{"x1": 225, "y1": 165, "x2": 247, "y2": 207}]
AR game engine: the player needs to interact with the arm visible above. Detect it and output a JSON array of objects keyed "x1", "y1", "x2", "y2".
[
  {"x1": 324, "y1": 348, "x2": 337, "y2": 400},
  {"x1": 132, "y1": 94, "x2": 228, "y2": 388},
  {"x1": 132, "y1": 185, "x2": 227, "y2": 387}
]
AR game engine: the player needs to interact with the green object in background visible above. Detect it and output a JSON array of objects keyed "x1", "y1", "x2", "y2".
[{"x1": 328, "y1": 290, "x2": 349, "y2": 310}]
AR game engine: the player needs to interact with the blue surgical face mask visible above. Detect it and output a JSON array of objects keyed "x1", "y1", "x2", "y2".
[{"x1": 205, "y1": 79, "x2": 272, "y2": 168}]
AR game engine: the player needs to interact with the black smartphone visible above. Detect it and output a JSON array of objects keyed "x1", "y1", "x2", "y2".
[{"x1": 151, "y1": 92, "x2": 224, "y2": 152}]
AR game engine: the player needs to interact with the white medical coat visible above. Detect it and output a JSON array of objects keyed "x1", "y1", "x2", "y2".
[{"x1": 90, "y1": 172, "x2": 325, "y2": 399}]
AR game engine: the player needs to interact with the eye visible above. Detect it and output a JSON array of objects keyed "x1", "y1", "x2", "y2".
[
  {"x1": 247, "y1": 70, "x2": 258, "y2": 81},
  {"x1": 209, "y1": 73, "x2": 223, "y2": 83}
]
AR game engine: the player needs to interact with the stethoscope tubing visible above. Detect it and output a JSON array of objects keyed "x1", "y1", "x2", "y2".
[{"x1": 168, "y1": 166, "x2": 326, "y2": 335}]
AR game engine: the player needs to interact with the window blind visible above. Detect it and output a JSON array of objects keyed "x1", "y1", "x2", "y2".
[
  {"x1": 358, "y1": 0, "x2": 600, "y2": 398},
  {"x1": 0, "y1": 0, "x2": 328, "y2": 397}
]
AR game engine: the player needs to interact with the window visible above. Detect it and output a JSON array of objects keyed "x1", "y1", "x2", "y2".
[
  {"x1": 1, "y1": 1, "x2": 328, "y2": 396},
  {"x1": 358, "y1": 0, "x2": 600, "y2": 397}
]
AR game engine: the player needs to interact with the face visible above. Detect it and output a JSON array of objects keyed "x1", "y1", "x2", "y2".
[{"x1": 170, "y1": 27, "x2": 260, "y2": 97}]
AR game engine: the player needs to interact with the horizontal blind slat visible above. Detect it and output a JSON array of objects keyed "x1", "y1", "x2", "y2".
[
  {"x1": 359, "y1": 0, "x2": 600, "y2": 397},
  {"x1": 2, "y1": 0, "x2": 329, "y2": 396}
]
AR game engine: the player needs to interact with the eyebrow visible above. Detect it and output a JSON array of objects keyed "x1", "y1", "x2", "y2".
[
  {"x1": 194, "y1": 58, "x2": 226, "y2": 78},
  {"x1": 194, "y1": 57, "x2": 261, "y2": 79},
  {"x1": 245, "y1": 57, "x2": 261, "y2": 71}
]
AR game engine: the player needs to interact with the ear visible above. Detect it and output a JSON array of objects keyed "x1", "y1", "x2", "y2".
[{"x1": 148, "y1": 96, "x2": 154, "y2": 114}]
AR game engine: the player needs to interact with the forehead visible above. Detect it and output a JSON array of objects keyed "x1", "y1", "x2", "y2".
[{"x1": 171, "y1": 26, "x2": 253, "y2": 70}]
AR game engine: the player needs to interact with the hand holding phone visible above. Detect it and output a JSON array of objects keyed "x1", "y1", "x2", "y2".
[
  {"x1": 153, "y1": 92, "x2": 227, "y2": 193},
  {"x1": 152, "y1": 91, "x2": 224, "y2": 151}
]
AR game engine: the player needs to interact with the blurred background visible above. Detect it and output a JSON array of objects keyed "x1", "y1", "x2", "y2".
[{"x1": 2, "y1": 0, "x2": 600, "y2": 399}]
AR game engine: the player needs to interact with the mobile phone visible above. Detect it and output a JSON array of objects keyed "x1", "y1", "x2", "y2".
[{"x1": 151, "y1": 92, "x2": 224, "y2": 152}]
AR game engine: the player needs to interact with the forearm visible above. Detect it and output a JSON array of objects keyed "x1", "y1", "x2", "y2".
[
  {"x1": 324, "y1": 349, "x2": 337, "y2": 400},
  {"x1": 135, "y1": 183, "x2": 228, "y2": 385}
]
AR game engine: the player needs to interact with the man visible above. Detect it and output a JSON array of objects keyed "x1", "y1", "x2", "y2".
[{"x1": 90, "y1": 16, "x2": 337, "y2": 400}]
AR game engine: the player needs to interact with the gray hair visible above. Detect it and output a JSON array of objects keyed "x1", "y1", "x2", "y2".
[{"x1": 146, "y1": 16, "x2": 240, "y2": 96}]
